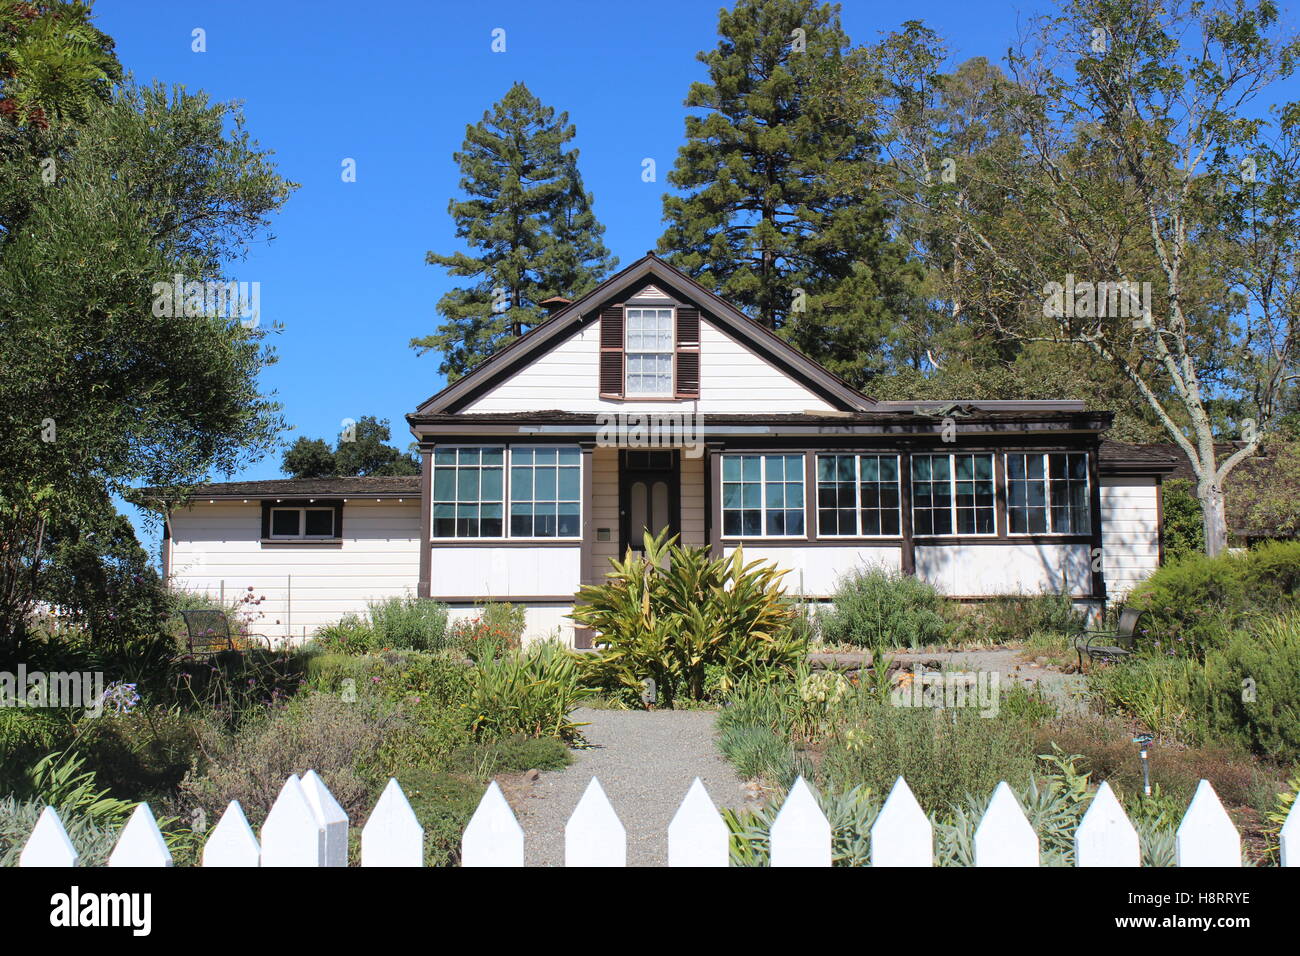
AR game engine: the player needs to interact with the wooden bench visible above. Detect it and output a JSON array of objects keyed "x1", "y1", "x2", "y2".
[
  {"x1": 1074, "y1": 607, "x2": 1147, "y2": 670},
  {"x1": 179, "y1": 609, "x2": 273, "y2": 657}
]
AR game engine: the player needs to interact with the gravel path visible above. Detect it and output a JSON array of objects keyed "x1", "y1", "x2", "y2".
[{"x1": 510, "y1": 707, "x2": 748, "y2": 867}]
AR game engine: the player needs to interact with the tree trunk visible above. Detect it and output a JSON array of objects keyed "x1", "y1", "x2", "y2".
[{"x1": 1199, "y1": 481, "x2": 1229, "y2": 557}]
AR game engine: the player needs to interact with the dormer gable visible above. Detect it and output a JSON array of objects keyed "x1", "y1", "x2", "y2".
[{"x1": 409, "y1": 254, "x2": 876, "y2": 418}]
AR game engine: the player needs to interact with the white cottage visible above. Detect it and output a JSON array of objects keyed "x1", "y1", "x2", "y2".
[{"x1": 147, "y1": 254, "x2": 1177, "y2": 644}]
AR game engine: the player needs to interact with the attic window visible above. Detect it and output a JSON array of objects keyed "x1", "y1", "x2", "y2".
[{"x1": 625, "y1": 308, "x2": 673, "y2": 396}]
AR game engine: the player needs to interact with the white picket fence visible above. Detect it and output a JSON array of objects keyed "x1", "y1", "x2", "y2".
[{"x1": 16, "y1": 771, "x2": 1300, "y2": 867}]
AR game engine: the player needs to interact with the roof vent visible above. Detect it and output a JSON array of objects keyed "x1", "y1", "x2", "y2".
[{"x1": 539, "y1": 296, "x2": 571, "y2": 317}]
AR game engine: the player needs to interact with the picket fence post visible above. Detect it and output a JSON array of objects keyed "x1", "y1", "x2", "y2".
[
  {"x1": 1176, "y1": 780, "x2": 1241, "y2": 867},
  {"x1": 667, "y1": 778, "x2": 729, "y2": 867},
  {"x1": 872, "y1": 776, "x2": 932, "y2": 867},
  {"x1": 974, "y1": 782, "x2": 1038, "y2": 867},
  {"x1": 362, "y1": 779, "x2": 424, "y2": 867},
  {"x1": 300, "y1": 770, "x2": 349, "y2": 867},
  {"x1": 108, "y1": 803, "x2": 173, "y2": 867},
  {"x1": 1075, "y1": 781, "x2": 1140, "y2": 867},
  {"x1": 770, "y1": 776, "x2": 831, "y2": 867},
  {"x1": 261, "y1": 775, "x2": 325, "y2": 867},
  {"x1": 566, "y1": 777, "x2": 626, "y2": 867},
  {"x1": 19, "y1": 806, "x2": 78, "y2": 867},
  {"x1": 202, "y1": 801, "x2": 260, "y2": 867},
  {"x1": 462, "y1": 781, "x2": 524, "y2": 867},
  {"x1": 1281, "y1": 791, "x2": 1299, "y2": 867}
]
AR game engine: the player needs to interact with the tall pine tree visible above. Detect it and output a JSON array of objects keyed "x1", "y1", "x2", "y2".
[
  {"x1": 413, "y1": 83, "x2": 615, "y2": 381},
  {"x1": 658, "y1": 0, "x2": 919, "y2": 388}
]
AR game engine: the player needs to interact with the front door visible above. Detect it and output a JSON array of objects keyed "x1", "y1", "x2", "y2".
[{"x1": 618, "y1": 450, "x2": 680, "y2": 558}]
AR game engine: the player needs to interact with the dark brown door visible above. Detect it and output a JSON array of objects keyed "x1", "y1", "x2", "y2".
[{"x1": 619, "y1": 450, "x2": 680, "y2": 558}]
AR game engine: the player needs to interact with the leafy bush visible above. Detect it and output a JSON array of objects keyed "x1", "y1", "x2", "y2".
[
  {"x1": 0, "y1": 795, "x2": 123, "y2": 867},
  {"x1": 178, "y1": 692, "x2": 404, "y2": 826},
  {"x1": 817, "y1": 566, "x2": 948, "y2": 649},
  {"x1": 467, "y1": 641, "x2": 590, "y2": 742},
  {"x1": 1161, "y1": 479, "x2": 1205, "y2": 562},
  {"x1": 367, "y1": 596, "x2": 450, "y2": 652},
  {"x1": 948, "y1": 592, "x2": 1086, "y2": 646},
  {"x1": 449, "y1": 602, "x2": 525, "y2": 661},
  {"x1": 572, "y1": 529, "x2": 801, "y2": 704},
  {"x1": 1087, "y1": 654, "x2": 1203, "y2": 740},
  {"x1": 1128, "y1": 541, "x2": 1300, "y2": 656},
  {"x1": 1194, "y1": 613, "x2": 1300, "y2": 759},
  {"x1": 312, "y1": 614, "x2": 380, "y2": 654}
]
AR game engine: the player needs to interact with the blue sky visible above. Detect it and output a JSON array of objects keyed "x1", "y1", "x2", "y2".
[{"x1": 98, "y1": 0, "x2": 1296, "y2": 554}]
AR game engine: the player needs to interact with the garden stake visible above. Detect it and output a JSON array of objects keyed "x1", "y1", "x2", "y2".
[{"x1": 1133, "y1": 733, "x2": 1154, "y2": 797}]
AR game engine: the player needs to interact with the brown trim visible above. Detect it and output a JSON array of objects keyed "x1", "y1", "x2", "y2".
[
  {"x1": 618, "y1": 449, "x2": 680, "y2": 556},
  {"x1": 900, "y1": 451, "x2": 916, "y2": 574},
  {"x1": 912, "y1": 535, "x2": 1094, "y2": 546},
  {"x1": 1089, "y1": 440, "x2": 1107, "y2": 601},
  {"x1": 598, "y1": 305, "x2": 625, "y2": 398},
  {"x1": 804, "y1": 451, "x2": 818, "y2": 543},
  {"x1": 418, "y1": 452, "x2": 432, "y2": 598},
  {"x1": 428, "y1": 538, "x2": 582, "y2": 547},
  {"x1": 706, "y1": 443, "x2": 723, "y2": 558},
  {"x1": 161, "y1": 512, "x2": 171, "y2": 581},
  {"x1": 723, "y1": 538, "x2": 907, "y2": 548},
  {"x1": 575, "y1": 442, "x2": 596, "y2": 649},
  {"x1": 993, "y1": 450, "x2": 1009, "y2": 539},
  {"x1": 259, "y1": 539, "x2": 343, "y2": 547}
]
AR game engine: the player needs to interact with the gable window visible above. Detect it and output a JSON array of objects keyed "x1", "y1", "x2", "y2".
[
  {"x1": 911, "y1": 453, "x2": 995, "y2": 536},
  {"x1": 510, "y1": 446, "x2": 581, "y2": 537},
  {"x1": 268, "y1": 506, "x2": 337, "y2": 540},
  {"x1": 432, "y1": 446, "x2": 504, "y2": 538},
  {"x1": 1006, "y1": 452, "x2": 1090, "y2": 534},
  {"x1": 816, "y1": 454, "x2": 901, "y2": 537},
  {"x1": 624, "y1": 307, "x2": 674, "y2": 396},
  {"x1": 722, "y1": 454, "x2": 805, "y2": 537}
]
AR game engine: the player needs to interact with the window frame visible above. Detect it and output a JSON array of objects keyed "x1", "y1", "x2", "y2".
[
  {"x1": 1004, "y1": 450, "x2": 1091, "y2": 536},
  {"x1": 910, "y1": 452, "x2": 998, "y2": 538},
  {"x1": 623, "y1": 306, "x2": 676, "y2": 398},
  {"x1": 720, "y1": 452, "x2": 807, "y2": 540},
  {"x1": 264, "y1": 503, "x2": 341, "y2": 542},
  {"x1": 431, "y1": 444, "x2": 583, "y2": 542},
  {"x1": 815, "y1": 453, "x2": 903, "y2": 539}
]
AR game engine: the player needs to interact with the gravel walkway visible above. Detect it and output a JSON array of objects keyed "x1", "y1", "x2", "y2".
[{"x1": 510, "y1": 707, "x2": 748, "y2": 867}]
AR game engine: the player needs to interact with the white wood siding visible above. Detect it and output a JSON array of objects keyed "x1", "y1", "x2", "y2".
[
  {"x1": 1101, "y1": 476, "x2": 1161, "y2": 598},
  {"x1": 428, "y1": 545, "x2": 580, "y2": 599},
  {"x1": 915, "y1": 543, "x2": 1092, "y2": 597},
  {"x1": 168, "y1": 500, "x2": 421, "y2": 643},
  {"x1": 723, "y1": 545, "x2": 903, "y2": 597},
  {"x1": 463, "y1": 317, "x2": 835, "y2": 413}
]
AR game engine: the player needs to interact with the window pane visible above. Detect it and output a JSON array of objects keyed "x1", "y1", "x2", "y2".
[
  {"x1": 304, "y1": 509, "x2": 334, "y2": 536},
  {"x1": 481, "y1": 467, "x2": 503, "y2": 500},
  {"x1": 271, "y1": 510, "x2": 299, "y2": 536}
]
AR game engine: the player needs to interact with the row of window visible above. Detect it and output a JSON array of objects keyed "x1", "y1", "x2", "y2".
[{"x1": 428, "y1": 446, "x2": 1091, "y2": 541}]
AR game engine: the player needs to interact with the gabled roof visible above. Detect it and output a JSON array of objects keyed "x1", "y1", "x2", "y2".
[{"x1": 408, "y1": 253, "x2": 879, "y2": 420}]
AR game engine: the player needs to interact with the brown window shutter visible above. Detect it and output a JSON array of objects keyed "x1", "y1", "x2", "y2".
[
  {"x1": 675, "y1": 306, "x2": 701, "y2": 398},
  {"x1": 599, "y1": 305, "x2": 624, "y2": 397}
]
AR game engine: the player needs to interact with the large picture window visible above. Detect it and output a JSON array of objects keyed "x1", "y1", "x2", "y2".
[
  {"x1": 510, "y1": 446, "x2": 581, "y2": 538},
  {"x1": 911, "y1": 453, "x2": 995, "y2": 536},
  {"x1": 625, "y1": 307, "x2": 673, "y2": 396},
  {"x1": 722, "y1": 453, "x2": 804, "y2": 537},
  {"x1": 1006, "y1": 452, "x2": 1090, "y2": 534},
  {"x1": 816, "y1": 454, "x2": 901, "y2": 536},
  {"x1": 433, "y1": 445, "x2": 582, "y2": 539},
  {"x1": 432, "y1": 446, "x2": 504, "y2": 538}
]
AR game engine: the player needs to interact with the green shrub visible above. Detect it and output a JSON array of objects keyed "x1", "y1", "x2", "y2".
[
  {"x1": 449, "y1": 602, "x2": 525, "y2": 661},
  {"x1": 367, "y1": 596, "x2": 450, "y2": 652},
  {"x1": 817, "y1": 566, "x2": 949, "y2": 649},
  {"x1": 1128, "y1": 541, "x2": 1300, "y2": 656},
  {"x1": 468, "y1": 641, "x2": 591, "y2": 743},
  {"x1": 1087, "y1": 654, "x2": 1203, "y2": 741},
  {"x1": 0, "y1": 795, "x2": 124, "y2": 867},
  {"x1": 396, "y1": 767, "x2": 485, "y2": 866},
  {"x1": 312, "y1": 614, "x2": 379, "y2": 654},
  {"x1": 1195, "y1": 613, "x2": 1300, "y2": 759},
  {"x1": 949, "y1": 592, "x2": 1086, "y2": 646},
  {"x1": 572, "y1": 529, "x2": 801, "y2": 705},
  {"x1": 178, "y1": 692, "x2": 404, "y2": 826},
  {"x1": 1161, "y1": 479, "x2": 1205, "y2": 562}
]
